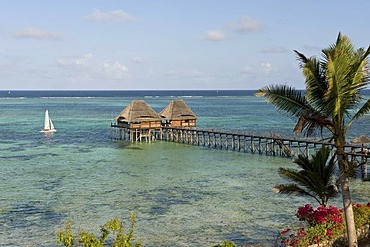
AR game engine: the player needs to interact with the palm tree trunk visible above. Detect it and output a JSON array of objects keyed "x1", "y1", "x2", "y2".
[{"x1": 337, "y1": 147, "x2": 358, "y2": 247}]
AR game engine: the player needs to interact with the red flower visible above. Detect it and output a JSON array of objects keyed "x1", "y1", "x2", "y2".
[
  {"x1": 296, "y1": 204, "x2": 313, "y2": 221},
  {"x1": 297, "y1": 228, "x2": 307, "y2": 238},
  {"x1": 312, "y1": 209, "x2": 327, "y2": 224},
  {"x1": 280, "y1": 228, "x2": 291, "y2": 235},
  {"x1": 280, "y1": 204, "x2": 346, "y2": 246},
  {"x1": 328, "y1": 205, "x2": 340, "y2": 214},
  {"x1": 290, "y1": 238, "x2": 301, "y2": 246}
]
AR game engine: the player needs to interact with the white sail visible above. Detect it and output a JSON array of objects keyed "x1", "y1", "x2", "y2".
[
  {"x1": 41, "y1": 110, "x2": 56, "y2": 132},
  {"x1": 49, "y1": 119, "x2": 55, "y2": 130},
  {"x1": 44, "y1": 110, "x2": 51, "y2": 130}
]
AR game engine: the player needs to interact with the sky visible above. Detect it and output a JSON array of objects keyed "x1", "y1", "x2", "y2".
[{"x1": 0, "y1": 0, "x2": 369, "y2": 90}]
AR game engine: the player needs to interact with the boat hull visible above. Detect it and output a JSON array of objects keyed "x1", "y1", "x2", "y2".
[
  {"x1": 41, "y1": 110, "x2": 56, "y2": 133},
  {"x1": 40, "y1": 129, "x2": 57, "y2": 133}
]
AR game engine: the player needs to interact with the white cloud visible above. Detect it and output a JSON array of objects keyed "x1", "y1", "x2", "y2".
[
  {"x1": 102, "y1": 60, "x2": 127, "y2": 74},
  {"x1": 75, "y1": 53, "x2": 93, "y2": 66},
  {"x1": 202, "y1": 30, "x2": 227, "y2": 41},
  {"x1": 201, "y1": 15, "x2": 262, "y2": 43},
  {"x1": 230, "y1": 15, "x2": 263, "y2": 33},
  {"x1": 302, "y1": 45, "x2": 322, "y2": 52},
  {"x1": 261, "y1": 62, "x2": 272, "y2": 74},
  {"x1": 241, "y1": 66, "x2": 255, "y2": 74},
  {"x1": 12, "y1": 27, "x2": 63, "y2": 41},
  {"x1": 261, "y1": 46, "x2": 289, "y2": 54},
  {"x1": 87, "y1": 9, "x2": 135, "y2": 23},
  {"x1": 241, "y1": 63, "x2": 273, "y2": 77},
  {"x1": 56, "y1": 53, "x2": 128, "y2": 81},
  {"x1": 131, "y1": 56, "x2": 143, "y2": 63},
  {"x1": 166, "y1": 68, "x2": 209, "y2": 79}
]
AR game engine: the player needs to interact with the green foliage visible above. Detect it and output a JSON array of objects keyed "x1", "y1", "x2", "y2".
[
  {"x1": 279, "y1": 204, "x2": 345, "y2": 246},
  {"x1": 57, "y1": 219, "x2": 74, "y2": 247},
  {"x1": 279, "y1": 203, "x2": 370, "y2": 246},
  {"x1": 213, "y1": 240, "x2": 239, "y2": 247},
  {"x1": 256, "y1": 30, "x2": 370, "y2": 247},
  {"x1": 274, "y1": 146, "x2": 338, "y2": 207},
  {"x1": 353, "y1": 203, "x2": 370, "y2": 229},
  {"x1": 257, "y1": 33, "x2": 370, "y2": 138},
  {"x1": 57, "y1": 212, "x2": 142, "y2": 247}
]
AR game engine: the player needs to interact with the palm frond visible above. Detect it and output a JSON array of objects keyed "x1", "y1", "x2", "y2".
[
  {"x1": 256, "y1": 81, "x2": 335, "y2": 137},
  {"x1": 346, "y1": 98, "x2": 370, "y2": 135},
  {"x1": 293, "y1": 111, "x2": 333, "y2": 136},
  {"x1": 275, "y1": 147, "x2": 338, "y2": 206},
  {"x1": 343, "y1": 46, "x2": 370, "y2": 133},
  {"x1": 273, "y1": 184, "x2": 321, "y2": 205},
  {"x1": 273, "y1": 184, "x2": 310, "y2": 195},
  {"x1": 323, "y1": 35, "x2": 370, "y2": 124},
  {"x1": 347, "y1": 98, "x2": 370, "y2": 128},
  {"x1": 294, "y1": 50, "x2": 309, "y2": 68},
  {"x1": 348, "y1": 46, "x2": 370, "y2": 94},
  {"x1": 255, "y1": 84, "x2": 311, "y2": 120},
  {"x1": 340, "y1": 46, "x2": 369, "y2": 111},
  {"x1": 311, "y1": 146, "x2": 330, "y2": 175},
  {"x1": 323, "y1": 152, "x2": 337, "y2": 184},
  {"x1": 325, "y1": 57, "x2": 351, "y2": 118},
  {"x1": 278, "y1": 168, "x2": 317, "y2": 194},
  {"x1": 293, "y1": 154, "x2": 312, "y2": 170},
  {"x1": 300, "y1": 57, "x2": 327, "y2": 111}
]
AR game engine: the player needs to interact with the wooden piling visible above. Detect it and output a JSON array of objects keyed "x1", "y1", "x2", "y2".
[{"x1": 111, "y1": 125, "x2": 369, "y2": 179}]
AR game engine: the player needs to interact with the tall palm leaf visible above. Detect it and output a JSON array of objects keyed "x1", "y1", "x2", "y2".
[
  {"x1": 256, "y1": 33, "x2": 370, "y2": 246},
  {"x1": 274, "y1": 147, "x2": 338, "y2": 207}
]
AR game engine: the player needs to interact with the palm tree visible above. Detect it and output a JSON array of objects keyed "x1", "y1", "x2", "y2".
[
  {"x1": 274, "y1": 146, "x2": 338, "y2": 208},
  {"x1": 256, "y1": 33, "x2": 370, "y2": 247}
]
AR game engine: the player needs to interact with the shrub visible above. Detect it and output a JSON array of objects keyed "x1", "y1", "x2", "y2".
[
  {"x1": 279, "y1": 203, "x2": 370, "y2": 246},
  {"x1": 279, "y1": 204, "x2": 345, "y2": 246},
  {"x1": 352, "y1": 203, "x2": 370, "y2": 229},
  {"x1": 57, "y1": 212, "x2": 142, "y2": 247},
  {"x1": 213, "y1": 240, "x2": 239, "y2": 247}
]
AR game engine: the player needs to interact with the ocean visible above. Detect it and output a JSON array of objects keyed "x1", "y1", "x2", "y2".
[{"x1": 0, "y1": 90, "x2": 369, "y2": 247}]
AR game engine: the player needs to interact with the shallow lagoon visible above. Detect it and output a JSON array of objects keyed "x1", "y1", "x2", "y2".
[{"x1": 0, "y1": 92, "x2": 369, "y2": 246}]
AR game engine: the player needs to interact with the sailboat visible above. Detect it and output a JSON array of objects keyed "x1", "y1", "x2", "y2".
[{"x1": 41, "y1": 110, "x2": 56, "y2": 133}]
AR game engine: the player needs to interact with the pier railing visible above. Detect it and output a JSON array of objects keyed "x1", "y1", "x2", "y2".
[{"x1": 111, "y1": 125, "x2": 369, "y2": 178}]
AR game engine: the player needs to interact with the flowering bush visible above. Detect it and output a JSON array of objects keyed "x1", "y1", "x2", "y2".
[
  {"x1": 279, "y1": 202, "x2": 370, "y2": 246},
  {"x1": 352, "y1": 203, "x2": 370, "y2": 229},
  {"x1": 280, "y1": 204, "x2": 345, "y2": 246}
]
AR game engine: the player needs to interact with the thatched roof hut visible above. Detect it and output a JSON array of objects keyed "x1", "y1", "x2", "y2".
[
  {"x1": 115, "y1": 100, "x2": 162, "y2": 129},
  {"x1": 159, "y1": 99, "x2": 197, "y2": 127},
  {"x1": 351, "y1": 135, "x2": 370, "y2": 144}
]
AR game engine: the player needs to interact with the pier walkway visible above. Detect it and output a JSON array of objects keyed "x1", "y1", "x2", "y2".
[
  {"x1": 111, "y1": 126, "x2": 369, "y2": 178},
  {"x1": 111, "y1": 126, "x2": 366, "y2": 159}
]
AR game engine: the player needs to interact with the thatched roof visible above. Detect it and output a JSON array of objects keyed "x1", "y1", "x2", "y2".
[
  {"x1": 115, "y1": 100, "x2": 162, "y2": 122},
  {"x1": 350, "y1": 135, "x2": 370, "y2": 144},
  {"x1": 159, "y1": 99, "x2": 197, "y2": 120}
]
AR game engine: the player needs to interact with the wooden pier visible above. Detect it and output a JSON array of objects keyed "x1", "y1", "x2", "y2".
[{"x1": 111, "y1": 126, "x2": 369, "y2": 179}]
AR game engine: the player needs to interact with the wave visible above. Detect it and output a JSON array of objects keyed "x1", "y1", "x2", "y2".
[
  {"x1": 0, "y1": 90, "x2": 256, "y2": 98},
  {"x1": 39, "y1": 97, "x2": 98, "y2": 99},
  {"x1": 2, "y1": 89, "x2": 369, "y2": 99},
  {"x1": 0, "y1": 97, "x2": 27, "y2": 99}
]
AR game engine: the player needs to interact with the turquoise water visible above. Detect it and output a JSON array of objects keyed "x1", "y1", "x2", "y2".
[{"x1": 0, "y1": 93, "x2": 369, "y2": 246}]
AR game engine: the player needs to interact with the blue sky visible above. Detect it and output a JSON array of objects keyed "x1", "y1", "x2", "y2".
[{"x1": 0, "y1": 0, "x2": 369, "y2": 90}]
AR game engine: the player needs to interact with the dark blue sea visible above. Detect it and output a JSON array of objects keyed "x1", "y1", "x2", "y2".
[
  {"x1": 0, "y1": 90, "x2": 369, "y2": 246},
  {"x1": 0, "y1": 90, "x2": 255, "y2": 98}
]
